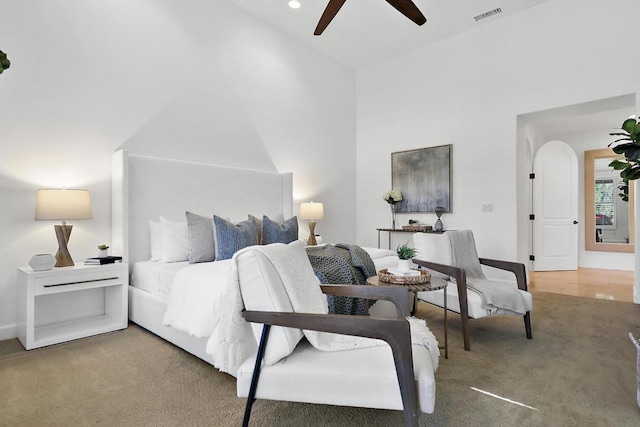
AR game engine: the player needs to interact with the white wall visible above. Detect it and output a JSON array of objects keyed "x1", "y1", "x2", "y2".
[
  {"x1": 356, "y1": 0, "x2": 640, "y2": 269},
  {"x1": 0, "y1": 0, "x2": 356, "y2": 339}
]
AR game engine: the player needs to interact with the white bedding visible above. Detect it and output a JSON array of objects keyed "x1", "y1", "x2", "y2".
[
  {"x1": 130, "y1": 246, "x2": 399, "y2": 374},
  {"x1": 132, "y1": 261, "x2": 189, "y2": 297},
  {"x1": 161, "y1": 260, "x2": 233, "y2": 338}
]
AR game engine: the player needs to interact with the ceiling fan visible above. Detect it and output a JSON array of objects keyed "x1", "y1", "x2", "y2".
[{"x1": 314, "y1": 0, "x2": 427, "y2": 35}]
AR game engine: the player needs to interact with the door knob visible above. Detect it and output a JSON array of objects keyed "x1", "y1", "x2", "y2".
[{"x1": 573, "y1": 220, "x2": 578, "y2": 224}]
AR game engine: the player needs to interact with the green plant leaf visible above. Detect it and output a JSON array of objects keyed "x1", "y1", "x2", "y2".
[
  {"x1": 609, "y1": 159, "x2": 628, "y2": 170},
  {"x1": 622, "y1": 146, "x2": 640, "y2": 160},
  {"x1": 622, "y1": 165, "x2": 640, "y2": 181},
  {"x1": 609, "y1": 137, "x2": 633, "y2": 146},
  {"x1": 622, "y1": 118, "x2": 637, "y2": 133},
  {"x1": 612, "y1": 143, "x2": 634, "y2": 154},
  {"x1": 396, "y1": 243, "x2": 418, "y2": 260},
  {"x1": 633, "y1": 122, "x2": 640, "y2": 140},
  {"x1": 0, "y1": 50, "x2": 9, "y2": 73}
]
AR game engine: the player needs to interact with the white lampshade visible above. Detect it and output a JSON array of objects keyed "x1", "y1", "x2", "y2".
[
  {"x1": 35, "y1": 189, "x2": 93, "y2": 221},
  {"x1": 299, "y1": 202, "x2": 324, "y2": 221},
  {"x1": 34, "y1": 189, "x2": 93, "y2": 268}
]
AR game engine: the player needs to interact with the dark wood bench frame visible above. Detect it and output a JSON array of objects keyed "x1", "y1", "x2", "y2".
[
  {"x1": 242, "y1": 284, "x2": 423, "y2": 427},
  {"x1": 412, "y1": 258, "x2": 532, "y2": 351}
]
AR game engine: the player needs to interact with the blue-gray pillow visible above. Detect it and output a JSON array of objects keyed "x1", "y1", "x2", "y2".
[
  {"x1": 213, "y1": 215, "x2": 258, "y2": 260},
  {"x1": 186, "y1": 211, "x2": 215, "y2": 264},
  {"x1": 262, "y1": 215, "x2": 298, "y2": 245},
  {"x1": 248, "y1": 213, "x2": 284, "y2": 244}
]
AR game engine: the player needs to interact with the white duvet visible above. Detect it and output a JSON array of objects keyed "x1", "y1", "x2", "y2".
[
  {"x1": 158, "y1": 245, "x2": 402, "y2": 376},
  {"x1": 161, "y1": 260, "x2": 233, "y2": 338}
]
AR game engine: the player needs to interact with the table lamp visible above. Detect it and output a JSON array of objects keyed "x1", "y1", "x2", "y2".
[
  {"x1": 35, "y1": 189, "x2": 93, "y2": 267},
  {"x1": 299, "y1": 201, "x2": 324, "y2": 246}
]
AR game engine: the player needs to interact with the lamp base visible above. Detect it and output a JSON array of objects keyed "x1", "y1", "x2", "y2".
[
  {"x1": 54, "y1": 224, "x2": 74, "y2": 267},
  {"x1": 307, "y1": 221, "x2": 317, "y2": 246}
]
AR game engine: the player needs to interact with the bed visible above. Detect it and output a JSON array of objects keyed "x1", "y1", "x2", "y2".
[{"x1": 111, "y1": 150, "x2": 399, "y2": 371}]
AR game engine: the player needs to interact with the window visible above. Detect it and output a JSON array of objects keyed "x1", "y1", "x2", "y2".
[{"x1": 595, "y1": 179, "x2": 615, "y2": 228}]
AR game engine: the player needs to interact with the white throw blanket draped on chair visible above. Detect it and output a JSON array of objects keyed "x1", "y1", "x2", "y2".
[
  {"x1": 208, "y1": 242, "x2": 439, "y2": 376},
  {"x1": 448, "y1": 231, "x2": 529, "y2": 315}
]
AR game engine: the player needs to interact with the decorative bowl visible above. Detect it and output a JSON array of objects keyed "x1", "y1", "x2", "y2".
[{"x1": 29, "y1": 254, "x2": 56, "y2": 271}]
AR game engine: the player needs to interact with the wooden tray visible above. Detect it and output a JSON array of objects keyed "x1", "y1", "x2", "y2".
[
  {"x1": 401, "y1": 225, "x2": 432, "y2": 232},
  {"x1": 378, "y1": 268, "x2": 431, "y2": 285}
]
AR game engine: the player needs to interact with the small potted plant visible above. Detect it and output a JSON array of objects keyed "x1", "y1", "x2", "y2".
[
  {"x1": 396, "y1": 243, "x2": 418, "y2": 271},
  {"x1": 98, "y1": 244, "x2": 109, "y2": 258}
]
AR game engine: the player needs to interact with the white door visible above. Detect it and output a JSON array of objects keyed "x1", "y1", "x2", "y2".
[{"x1": 533, "y1": 140, "x2": 579, "y2": 271}]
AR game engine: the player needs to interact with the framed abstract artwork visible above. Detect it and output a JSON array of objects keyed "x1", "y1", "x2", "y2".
[{"x1": 391, "y1": 144, "x2": 452, "y2": 213}]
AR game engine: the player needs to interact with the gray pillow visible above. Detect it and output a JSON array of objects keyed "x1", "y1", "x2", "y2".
[
  {"x1": 213, "y1": 215, "x2": 258, "y2": 260},
  {"x1": 262, "y1": 215, "x2": 298, "y2": 245},
  {"x1": 186, "y1": 211, "x2": 215, "y2": 263}
]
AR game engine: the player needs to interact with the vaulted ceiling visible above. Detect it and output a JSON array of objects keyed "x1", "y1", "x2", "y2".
[{"x1": 227, "y1": 0, "x2": 552, "y2": 69}]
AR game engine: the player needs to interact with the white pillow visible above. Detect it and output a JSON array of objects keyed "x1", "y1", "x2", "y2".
[
  {"x1": 149, "y1": 220, "x2": 162, "y2": 261},
  {"x1": 160, "y1": 217, "x2": 190, "y2": 263}
]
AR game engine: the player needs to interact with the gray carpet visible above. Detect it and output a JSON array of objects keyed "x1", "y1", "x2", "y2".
[{"x1": 1, "y1": 291, "x2": 640, "y2": 426}]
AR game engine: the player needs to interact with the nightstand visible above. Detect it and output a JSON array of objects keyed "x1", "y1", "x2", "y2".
[{"x1": 17, "y1": 263, "x2": 128, "y2": 350}]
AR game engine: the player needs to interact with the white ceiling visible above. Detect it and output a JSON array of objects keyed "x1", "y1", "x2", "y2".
[
  {"x1": 225, "y1": 1, "x2": 636, "y2": 135},
  {"x1": 227, "y1": 0, "x2": 553, "y2": 70},
  {"x1": 521, "y1": 94, "x2": 637, "y2": 140},
  {"x1": 536, "y1": 108, "x2": 636, "y2": 139}
]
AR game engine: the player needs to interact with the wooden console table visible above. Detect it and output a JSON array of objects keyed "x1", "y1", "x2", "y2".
[{"x1": 377, "y1": 228, "x2": 445, "y2": 249}]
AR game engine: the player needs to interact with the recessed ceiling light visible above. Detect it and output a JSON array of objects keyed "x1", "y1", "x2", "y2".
[{"x1": 288, "y1": 1, "x2": 301, "y2": 9}]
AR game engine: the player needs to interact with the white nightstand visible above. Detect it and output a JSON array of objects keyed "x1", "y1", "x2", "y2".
[{"x1": 17, "y1": 263, "x2": 128, "y2": 350}]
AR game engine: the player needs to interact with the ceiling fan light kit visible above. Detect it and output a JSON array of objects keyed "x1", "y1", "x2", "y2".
[{"x1": 314, "y1": 0, "x2": 427, "y2": 36}]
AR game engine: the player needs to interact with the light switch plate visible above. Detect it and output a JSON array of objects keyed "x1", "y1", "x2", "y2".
[{"x1": 481, "y1": 203, "x2": 494, "y2": 212}]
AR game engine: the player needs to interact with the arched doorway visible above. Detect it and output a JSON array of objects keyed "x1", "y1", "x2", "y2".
[{"x1": 532, "y1": 140, "x2": 579, "y2": 271}]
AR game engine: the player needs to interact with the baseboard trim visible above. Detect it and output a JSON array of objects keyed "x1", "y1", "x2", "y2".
[{"x1": 0, "y1": 323, "x2": 17, "y2": 341}]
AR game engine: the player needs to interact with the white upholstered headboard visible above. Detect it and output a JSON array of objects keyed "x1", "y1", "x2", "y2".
[{"x1": 111, "y1": 150, "x2": 293, "y2": 267}]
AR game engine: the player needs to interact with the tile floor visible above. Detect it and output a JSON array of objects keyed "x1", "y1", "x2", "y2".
[{"x1": 528, "y1": 268, "x2": 634, "y2": 302}]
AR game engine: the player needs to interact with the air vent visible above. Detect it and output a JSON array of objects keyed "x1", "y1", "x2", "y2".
[{"x1": 474, "y1": 7, "x2": 503, "y2": 22}]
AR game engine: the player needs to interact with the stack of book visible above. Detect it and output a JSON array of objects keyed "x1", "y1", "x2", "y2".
[
  {"x1": 386, "y1": 268, "x2": 420, "y2": 278},
  {"x1": 84, "y1": 256, "x2": 123, "y2": 265}
]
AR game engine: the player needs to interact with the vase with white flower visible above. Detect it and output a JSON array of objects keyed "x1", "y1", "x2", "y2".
[{"x1": 383, "y1": 190, "x2": 403, "y2": 230}]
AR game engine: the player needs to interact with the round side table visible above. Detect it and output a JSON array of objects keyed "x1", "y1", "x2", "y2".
[{"x1": 367, "y1": 275, "x2": 448, "y2": 359}]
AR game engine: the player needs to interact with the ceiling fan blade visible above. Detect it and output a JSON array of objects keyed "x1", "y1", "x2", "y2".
[
  {"x1": 314, "y1": 0, "x2": 347, "y2": 35},
  {"x1": 385, "y1": 0, "x2": 427, "y2": 26}
]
